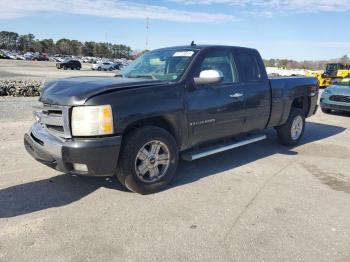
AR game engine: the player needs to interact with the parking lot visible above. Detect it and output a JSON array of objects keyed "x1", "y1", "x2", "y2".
[
  {"x1": 1, "y1": 62, "x2": 350, "y2": 261},
  {"x1": 0, "y1": 59, "x2": 116, "y2": 81}
]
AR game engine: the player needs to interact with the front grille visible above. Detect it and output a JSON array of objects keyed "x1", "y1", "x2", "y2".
[
  {"x1": 330, "y1": 95, "x2": 350, "y2": 103},
  {"x1": 34, "y1": 104, "x2": 71, "y2": 139}
]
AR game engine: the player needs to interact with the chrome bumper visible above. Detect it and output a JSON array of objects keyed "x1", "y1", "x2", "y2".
[{"x1": 30, "y1": 122, "x2": 63, "y2": 157}]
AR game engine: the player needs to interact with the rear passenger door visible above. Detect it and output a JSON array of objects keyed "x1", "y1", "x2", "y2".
[{"x1": 234, "y1": 49, "x2": 271, "y2": 132}]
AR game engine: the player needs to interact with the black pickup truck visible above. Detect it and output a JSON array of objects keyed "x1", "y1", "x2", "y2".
[{"x1": 24, "y1": 45, "x2": 319, "y2": 194}]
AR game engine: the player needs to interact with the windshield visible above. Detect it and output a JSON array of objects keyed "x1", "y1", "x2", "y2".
[{"x1": 123, "y1": 49, "x2": 197, "y2": 81}]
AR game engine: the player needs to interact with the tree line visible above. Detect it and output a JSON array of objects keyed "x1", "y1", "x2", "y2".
[
  {"x1": 1, "y1": 30, "x2": 349, "y2": 68},
  {"x1": 263, "y1": 55, "x2": 350, "y2": 71},
  {"x1": 0, "y1": 31, "x2": 133, "y2": 59}
]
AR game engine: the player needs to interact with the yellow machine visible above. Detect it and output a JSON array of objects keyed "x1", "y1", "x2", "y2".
[
  {"x1": 341, "y1": 75, "x2": 350, "y2": 83},
  {"x1": 306, "y1": 63, "x2": 350, "y2": 88}
]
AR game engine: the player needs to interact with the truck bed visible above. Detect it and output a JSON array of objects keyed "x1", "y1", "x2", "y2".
[{"x1": 267, "y1": 76, "x2": 318, "y2": 128}]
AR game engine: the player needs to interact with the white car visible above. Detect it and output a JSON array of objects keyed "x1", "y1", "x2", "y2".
[{"x1": 91, "y1": 62, "x2": 115, "y2": 71}]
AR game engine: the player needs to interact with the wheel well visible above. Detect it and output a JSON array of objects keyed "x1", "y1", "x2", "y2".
[
  {"x1": 291, "y1": 97, "x2": 310, "y2": 116},
  {"x1": 123, "y1": 117, "x2": 179, "y2": 145}
]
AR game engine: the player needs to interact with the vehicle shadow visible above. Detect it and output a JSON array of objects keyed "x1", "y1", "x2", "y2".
[
  {"x1": 0, "y1": 175, "x2": 124, "y2": 218},
  {"x1": 170, "y1": 122, "x2": 346, "y2": 188},
  {"x1": 0, "y1": 122, "x2": 345, "y2": 218}
]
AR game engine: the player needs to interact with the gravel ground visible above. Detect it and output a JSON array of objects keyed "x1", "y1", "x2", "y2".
[{"x1": 1, "y1": 97, "x2": 350, "y2": 261}]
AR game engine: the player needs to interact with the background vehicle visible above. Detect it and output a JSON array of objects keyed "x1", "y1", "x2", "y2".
[
  {"x1": 16, "y1": 55, "x2": 25, "y2": 60},
  {"x1": 91, "y1": 61, "x2": 115, "y2": 71},
  {"x1": 321, "y1": 79, "x2": 350, "y2": 114},
  {"x1": 25, "y1": 45, "x2": 318, "y2": 194},
  {"x1": 32, "y1": 54, "x2": 49, "y2": 61},
  {"x1": 56, "y1": 59, "x2": 81, "y2": 70},
  {"x1": 0, "y1": 52, "x2": 10, "y2": 59},
  {"x1": 307, "y1": 63, "x2": 350, "y2": 88}
]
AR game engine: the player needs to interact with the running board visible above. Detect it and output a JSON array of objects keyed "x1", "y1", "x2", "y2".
[{"x1": 181, "y1": 134, "x2": 267, "y2": 161}]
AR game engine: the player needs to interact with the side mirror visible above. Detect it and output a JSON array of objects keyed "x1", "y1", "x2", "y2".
[{"x1": 194, "y1": 69, "x2": 224, "y2": 85}]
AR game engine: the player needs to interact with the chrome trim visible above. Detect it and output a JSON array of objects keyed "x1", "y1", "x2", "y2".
[
  {"x1": 35, "y1": 111, "x2": 63, "y2": 126},
  {"x1": 230, "y1": 93, "x2": 243, "y2": 98},
  {"x1": 33, "y1": 103, "x2": 71, "y2": 139},
  {"x1": 62, "y1": 107, "x2": 72, "y2": 138},
  {"x1": 182, "y1": 134, "x2": 267, "y2": 161},
  {"x1": 30, "y1": 122, "x2": 63, "y2": 157}
]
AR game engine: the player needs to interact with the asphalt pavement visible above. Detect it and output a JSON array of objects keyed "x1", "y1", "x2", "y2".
[{"x1": 1, "y1": 96, "x2": 350, "y2": 262}]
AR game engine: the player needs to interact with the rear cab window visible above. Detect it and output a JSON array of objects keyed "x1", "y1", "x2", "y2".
[{"x1": 235, "y1": 49, "x2": 262, "y2": 83}]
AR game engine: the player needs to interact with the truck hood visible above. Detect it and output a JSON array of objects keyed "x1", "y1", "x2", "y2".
[{"x1": 39, "y1": 76, "x2": 165, "y2": 106}]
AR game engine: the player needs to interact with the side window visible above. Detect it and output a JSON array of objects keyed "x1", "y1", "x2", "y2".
[
  {"x1": 236, "y1": 51, "x2": 261, "y2": 82},
  {"x1": 198, "y1": 50, "x2": 237, "y2": 84}
]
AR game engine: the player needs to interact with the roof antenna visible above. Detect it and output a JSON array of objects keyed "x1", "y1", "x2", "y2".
[{"x1": 191, "y1": 41, "x2": 196, "y2": 47}]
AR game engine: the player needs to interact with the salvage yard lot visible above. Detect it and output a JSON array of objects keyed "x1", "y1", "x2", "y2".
[
  {"x1": 0, "y1": 59, "x2": 116, "y2": 80},
  {"x1": 1, "y1": 64, "x2": 350, "y2": 261}
]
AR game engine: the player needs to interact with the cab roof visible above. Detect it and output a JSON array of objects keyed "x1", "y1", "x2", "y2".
[{"x1": 153, "y1": 44, "x2": 258, "y2": 53}]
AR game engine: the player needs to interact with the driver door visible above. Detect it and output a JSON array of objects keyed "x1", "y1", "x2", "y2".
[{"x1": 186, "y1": 49, "x2": 245, "y2": 146}]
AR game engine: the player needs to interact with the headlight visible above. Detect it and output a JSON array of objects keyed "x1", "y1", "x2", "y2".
[
  {"x1": 323, "y1": 89, "x2": 331, "y2": 95},
  {"x1": 71, "y1": 105, "x2": 113, "y2": 136}
]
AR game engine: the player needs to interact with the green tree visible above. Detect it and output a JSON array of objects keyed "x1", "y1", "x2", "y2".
[
  {"x1": 56, "y1": 38, "x2": 72, "y2": 55},
  {"x1": 38, "y1": 39, "x2": 55, "y2": 53}
]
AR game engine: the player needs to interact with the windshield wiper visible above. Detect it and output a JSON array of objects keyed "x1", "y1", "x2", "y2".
[{"x1": 127, "y1": 75, "x2": 156, "y2": 80}]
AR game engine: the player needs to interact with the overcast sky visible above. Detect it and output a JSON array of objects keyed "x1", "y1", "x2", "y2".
[{"x1": 1, "y1": 0, "x2": 349, "y2": 60}]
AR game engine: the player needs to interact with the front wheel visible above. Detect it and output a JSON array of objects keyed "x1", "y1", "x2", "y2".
[
  {"x1": 276, "y1": 108, "x2": 305, "y2": 146},
  {"x1": 116, "y1": 126, "x2": 179, "y2": 194}
]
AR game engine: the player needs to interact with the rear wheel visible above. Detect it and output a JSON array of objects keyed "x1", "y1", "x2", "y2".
[
  {"x1": 276, "y1": 108, "x2": 305, "y2": 146},
  {"x1": 116, "y1": 126, "x2": 179, "y2": 194}
]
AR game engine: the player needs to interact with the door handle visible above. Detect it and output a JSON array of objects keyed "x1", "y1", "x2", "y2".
[{"x1": 229, "y1": 93, "x2": 243, "y2": 98}]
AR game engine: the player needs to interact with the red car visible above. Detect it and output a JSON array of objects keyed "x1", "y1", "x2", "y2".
[{"x1": 32, "y1": 55, "x2": 49, "y2": 61}]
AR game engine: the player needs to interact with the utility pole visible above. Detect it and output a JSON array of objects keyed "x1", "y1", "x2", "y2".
[{"x1": 145, "y1": 17, "x2": 150, "y2": 50}]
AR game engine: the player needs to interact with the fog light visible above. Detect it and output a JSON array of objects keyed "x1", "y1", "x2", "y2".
[{"x1": 73, "y1": 163, "x2": 88, "y2": 172}]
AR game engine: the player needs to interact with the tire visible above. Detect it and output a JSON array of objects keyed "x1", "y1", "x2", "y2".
[
  {"x1": 97, "y1": 67, "x2": 101, "y2": 71},
  {"x1": 116, "y1": 126, "x2": 179, "y2": 194},
  {"x1": 70, "y1": 67, "x2": 74, "y2": 70},
  {"x1": 321, "y1": 108, "x2": 331, "y2": 114},
  {"x1": 63, "y1": 66, "x2": 67, "y2": 70},
  {"x1": 276, "y1": 108, "x2": 305, "y2": 147}
]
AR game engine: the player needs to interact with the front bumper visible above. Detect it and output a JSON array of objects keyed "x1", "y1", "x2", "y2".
[
  {"x1": 320, "y1": 96, "x2": 350, "y2": 112},
  {"x1": 24, "y1": 122, "x2": 122, "y2": 176}
]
